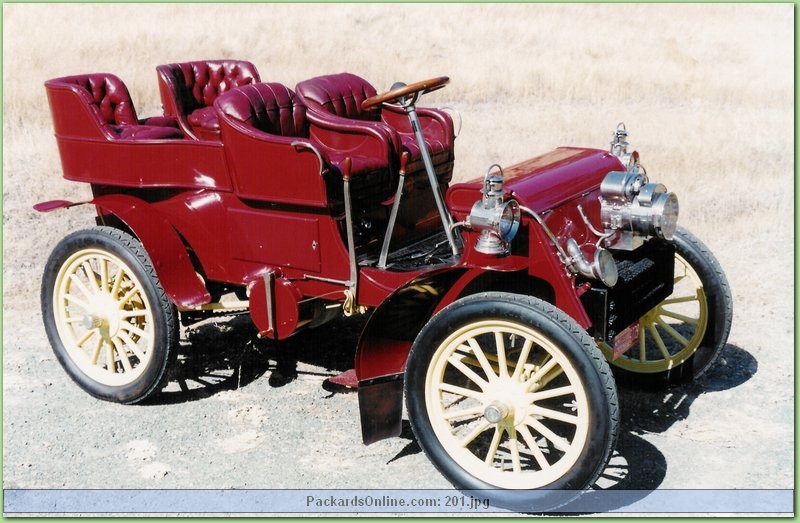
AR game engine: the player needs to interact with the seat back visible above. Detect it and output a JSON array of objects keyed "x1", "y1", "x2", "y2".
[
  {"x1": 157, "y1": 59, "x2": 261, "y2": 139},
  {"x1": 47, "y1": 73, "x2": 186, "y2": 142},
  {"x1": 215, "y1": 82, "x2": 308, "y2": 138},
  {"x1": 295, "y1": 72, "x2": 381, "y2": 122},
  {"x1": 46, "y1": 73, "x2": 139, "y2": 137}
]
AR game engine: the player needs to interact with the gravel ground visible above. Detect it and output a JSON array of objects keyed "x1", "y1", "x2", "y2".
[{"x1": 2, "y1": 275, "x2": 794, "y2": 515}]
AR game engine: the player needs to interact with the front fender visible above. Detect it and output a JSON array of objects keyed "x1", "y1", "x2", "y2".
[
  {"x1": 35, "y1": 195, "x2": 211, "y2": 308},
  {"x1": 355, "y1": 270, "x2": 463, "y2": 444}
]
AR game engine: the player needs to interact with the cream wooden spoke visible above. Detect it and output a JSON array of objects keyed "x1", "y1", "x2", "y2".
[
  {"x1": 117, "y1": 330, "x2": 147, "y2": 363},
  {"x1": 659, "y1": 308, "x2": 700, "y2": 326},
  {"x1": 74, "y1": 329, "x2": 95, "y2": 349},
  {"x1": 99, "y1": 257, "x2": 110, "y2": 293},
  {"x1": 63, "y1": 293, "x2": 88, "y2": 309},
  {"x1": 459, "y1": 419, "x2": 492, "y2": 447},
  {"x1": 647, "y1": 323, "x2": 672, "y2": 361},
  {"x1": 525, "y1": 416, "x2": 571, "y2": 453},
  {"x1": 118, "y1": 284, "x2": 144, "y2": 309},
  {"x1": 466, "y1": 338, "x2": 498, "y2": 383},
  {"x1": 89, "y1": 337, "x2": 103, "y2": 366},
  {"x1": 106, "y1": 341, "x2": 117, "y2": 374},
  {"x1": 52, "y1": 247, "x2": 156, "y2": 387},
  {"x1": 119, "y1": 321, "x2": 149, "y2": 341},
  {"x1": 529, "y1": 405, "x2": 580, "y2": 425},
  {"x1": 484, "y1": 426, "x2": 504, "y2": 465},
  {"x1": 511, "y1": 338, "x2": 534, "y2": 381},
  {"x1": 110, "y1": 266, "x2": 125, "y2": 297},
  {"x1": 68, "y1": 272, "x2": 94, "y2": 300},
  {"x1": 81, "y1": 261, "x2": 100, "y2": 293},
  {"x1": 527, "y1": 384, "x2": 576, "y2": 402},
  {"x1": 439, "y1": 382, "x2": 484, "y2": 401},
  {"x1": 655, "y1": 316, "x2": 691, "y2": 347},
  {"x1": 517, "y1": 423, "x2": 550, "y2": 470},
  {"x1": 443, "y1": 405, "x2": 485, "y2": 421},
  {"x1": 112, "y1": 338, "x2": 134, "y2": 373},
  {"x1": 425, "y1": 319, "x2": 590, "y2": 489},
  {"x1": 507, "y1": 426, "x2": 522, "y2": 473},
  {"x1": 119, "y1": 310, "x2": 148, "y2": 319},
  {"x1": 447, "y1": 354, "x2": 490, "y2": 390},
  {"x1": 661, "y1": 294, "x2": 699, "y2": 306},
  {"x1": 494, "y1": 332, "x2": 509, "y2": 378}
]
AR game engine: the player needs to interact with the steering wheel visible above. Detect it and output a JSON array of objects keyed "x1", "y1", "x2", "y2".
[{"x1": 362, "y1": 76, "x2": 449, "y2": 110}]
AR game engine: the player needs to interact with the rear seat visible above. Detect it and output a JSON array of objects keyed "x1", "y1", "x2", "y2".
[
  {"x1": 156, "y1": 60, "x2": 260, "y2": 140},
  {"x1": 45, "y1": 73, "x2": 183, "y2": 140}
]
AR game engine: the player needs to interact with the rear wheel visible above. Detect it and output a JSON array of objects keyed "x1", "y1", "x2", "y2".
[
  {"x1": 41, "y1": 227, "x2": 178, "y2": 403},
  {"x1": 405, "y1": 292, "x2": 618, "y2": 511},
  {"x1": 600, "y1": 227, "x2": 733, "y2": 386}
]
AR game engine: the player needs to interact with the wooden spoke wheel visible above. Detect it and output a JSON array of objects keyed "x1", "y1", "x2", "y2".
[
  {"x1": 41, "y1": 227, "x2": 178, "y2": 403},
  {"x1": 406, "y1": 292, "x2": 618, "y2": 511}
]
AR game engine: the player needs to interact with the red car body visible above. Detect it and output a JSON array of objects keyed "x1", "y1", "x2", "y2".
[{"x1": 37, "y1": 63, "x2": 727, "y2": 509}]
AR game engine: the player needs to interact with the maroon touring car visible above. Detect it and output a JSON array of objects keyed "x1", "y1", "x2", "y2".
[{"x1": 36, "y1": 60, "x2": 732, "y2": 509}]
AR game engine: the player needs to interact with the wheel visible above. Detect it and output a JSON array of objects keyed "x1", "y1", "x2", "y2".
[
  {"x1": 599, "y1": 227, "x2": 733, "y2": 386},
  {"x1": 405, "y1": 292, "x2": 618, "y2": 511},
  {"x1": 41, "y1": 227, "x2": 178, "y2": 403}
]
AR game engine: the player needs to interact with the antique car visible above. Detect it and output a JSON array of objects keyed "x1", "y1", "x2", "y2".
[{"x1": 37, "y1": 60, "x2": 732, "y2": 510}]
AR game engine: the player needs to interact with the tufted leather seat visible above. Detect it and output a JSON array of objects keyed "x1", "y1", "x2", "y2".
[
  {"x1": 295, "y1": 72, "x2": 455, "y2": 185},
  {"x1": 215, "y1": 82, "x2": 394, "y2": 207},
  {"x1": 157, "y1": 59, "x2": 261, "y2": 141},
  {"x1": 216, "y1": 82, "x2": 308, "y2": 137},
  {"x1": 44, "y1": 73, "x2": 184, "y2": 140}
]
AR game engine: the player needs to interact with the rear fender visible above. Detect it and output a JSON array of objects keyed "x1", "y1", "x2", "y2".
[{"x1": 35, "y1": 195, "x2": 211, "y2": 308}]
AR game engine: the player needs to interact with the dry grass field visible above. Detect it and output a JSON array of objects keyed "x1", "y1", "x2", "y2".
[{"x1": 2, "y1": 2, "x2": 794, "y2": 509}]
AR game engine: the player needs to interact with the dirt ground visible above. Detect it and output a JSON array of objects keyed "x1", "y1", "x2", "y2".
[{"x1": 2, "y1": 3, "x2": 794, "y2": 516}]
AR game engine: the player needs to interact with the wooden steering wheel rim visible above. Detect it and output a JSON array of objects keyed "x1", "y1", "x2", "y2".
[{"x1": 362, "y1": 76, "x2": 450, "y2": 109}]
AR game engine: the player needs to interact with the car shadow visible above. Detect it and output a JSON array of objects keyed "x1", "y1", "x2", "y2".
[
  {"x1": 557, "y1": 343, "x2": 758, "y2": 513},
  {"x1": 384, "y1": 343, "x2": 757, "y2": 514},
  {"x1": 146, "y1": 316, "x2": 758, "y2": 514},
  {"x1": 145, "y1": 313, "x2": 365, "y2": 405}
]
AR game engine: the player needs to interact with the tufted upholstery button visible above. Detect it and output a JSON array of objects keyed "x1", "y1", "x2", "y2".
[
  {"x1": 157, "y1": 59, "x2": 261, "y2": 140},
  {"x1": 45, "y1": 73, "x2": 184, "y2": 141}
]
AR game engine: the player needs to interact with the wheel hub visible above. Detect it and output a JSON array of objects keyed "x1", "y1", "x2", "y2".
[
  {"x1": 82, "y1": 292, "x2": 121, "y2": 339},
  {"x1": 483, "y1": 401, "x2": 510, "y2": 424},
  {"x1": 483, "y1": 380, "x2": 530, "y2": 426}
]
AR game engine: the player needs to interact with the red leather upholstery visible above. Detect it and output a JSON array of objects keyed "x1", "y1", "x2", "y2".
[
  {"x1": 44, "y1": 73, "x2": 184, "y2": 140},
  {"x1": 215, "y1": 82, "x2": 394, "y2": 206},
  {"x1": 295, "y1": 72, "x2": 381, "y2": 122},
  {"x1": 216, "y1": 82, "x2": 308, "y2": 138},
  {"x1": 157, "y1": 60, "x2": 260, "y2": 140},
  {"x1": 295, "y1": 73, "x2": 455, "y2": 184}
]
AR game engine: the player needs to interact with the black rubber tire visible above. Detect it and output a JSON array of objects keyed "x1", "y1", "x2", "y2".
[
  {"x1": 405, "y1": 292, "x2": 618, "y2": 512},
  {"x1": 41, "y1": 227, "x2": 178, "y2": 404},
  {"x1": 606, "y1": 226, "x2": 733, "y2": 387}
]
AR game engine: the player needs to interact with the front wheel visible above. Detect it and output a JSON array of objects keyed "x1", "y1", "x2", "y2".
[
  {"x1": 41, "y1": 227, "x2": 178, "y2": 403},
  {"x1": 599, "y1": 227, "x2": 733, "y2": 386},
  {"x1": 405, "y1": 292, "x2": 618, "y2": 511}
]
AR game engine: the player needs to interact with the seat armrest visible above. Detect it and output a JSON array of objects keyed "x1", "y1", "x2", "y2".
[
  {"x1": 305, "y1": 110, "x2": 400, "y2": 161},
  {"x1": 381, "y1": 105, "x2": 454, "y2": 147}
]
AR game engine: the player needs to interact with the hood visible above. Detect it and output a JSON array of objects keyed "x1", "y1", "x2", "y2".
[{"x1": 447, "y1": 147, "x2": 624, "y2": 215}]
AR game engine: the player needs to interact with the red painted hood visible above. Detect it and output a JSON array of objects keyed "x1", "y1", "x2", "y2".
[{"x1": 447, "y1": 147, "x2": 624, "y2": 215}]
